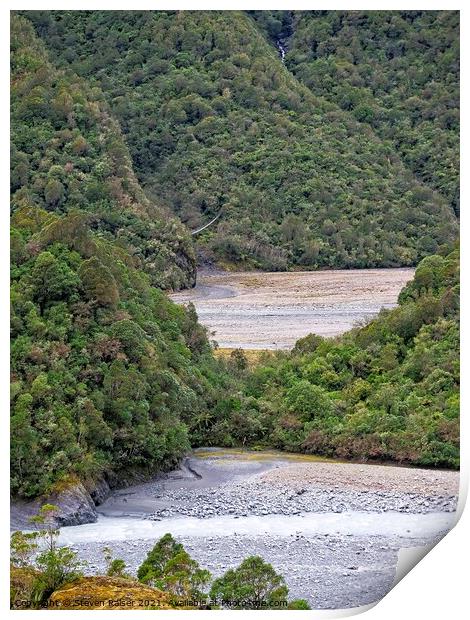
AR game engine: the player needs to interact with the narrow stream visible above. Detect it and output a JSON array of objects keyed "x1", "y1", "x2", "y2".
[{"x1": 277, "y1": 39, "x2": 286, "y2": 63}]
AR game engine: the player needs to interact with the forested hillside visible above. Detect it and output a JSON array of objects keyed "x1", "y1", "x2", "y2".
[
  {"x1": 10, "y1": 196, "x2": 234, "y2": 498},
  {"x1": 21, "y1": 10, "x2": 458, "y2": 270},
  {"x1": 11, "y1": 15, "x2": 195, "y2": 290},
  {"x1": 281, "y1": 11, "x2": 460, "y2": 214},
  {"x1": 10, "y1": 16, "x2": 233, "y2": 498},
  {"x1": 194, "y1": 247, "x2": 460, "y2": 468},
  {"x1": 10, "y1": 12, "x2": 459, "y2": 504}
]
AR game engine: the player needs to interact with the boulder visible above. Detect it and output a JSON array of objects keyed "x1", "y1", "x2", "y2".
[
  {"x1": 48, "y1": 576, "x2": 172, "y2": 610},
  {"x1": 86, "y1": 478, "x2": 110, "y2": 507},
  {"x1": 10, "y1": 478, "x2": 111, "y2": 530}
]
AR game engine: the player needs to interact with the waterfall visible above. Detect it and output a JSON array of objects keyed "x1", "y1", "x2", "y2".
[{"x1": 277, "y1": 40, "x2": 286, "y2": 63}]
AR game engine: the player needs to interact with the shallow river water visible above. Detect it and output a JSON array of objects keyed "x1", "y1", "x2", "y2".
[
  {"x1": 55, "y1": 449, "x2": 458, "y2": 609},
  {"x1": 60, "y1": 511, "x2": 454, "y2": 545}
]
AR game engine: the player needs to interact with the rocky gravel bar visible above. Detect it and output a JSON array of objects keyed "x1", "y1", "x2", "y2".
[
  {"x1": 68, "y1": 531, "x2": 448, "y2": 609},
  {"x1": 146, "y1": 456, "x2": 458, "y2": 520},
  {"x1": 61, "y1": 450, "x2": 459, "y2": 609}
]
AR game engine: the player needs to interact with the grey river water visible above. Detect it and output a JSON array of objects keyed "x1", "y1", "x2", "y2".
[
  {"x1": 59, "y1": 511, "x2": 454, "y2": 545},
  {"x1": 51, "y1": 450, "x2": 458, "y2": 609}
]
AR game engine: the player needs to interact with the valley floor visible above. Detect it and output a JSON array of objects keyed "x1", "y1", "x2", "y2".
[
  {"x1": 170, "y1": 268, "x2": 415, "y2": 349},
  {"x1": 57, "y1": 449, "x2": 459, "y2": 609}
]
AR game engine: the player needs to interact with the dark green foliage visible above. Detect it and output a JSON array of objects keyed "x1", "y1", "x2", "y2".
[
  {"x1": 196, "y1": 248, "x2": 459, "y2": 468},
  {"x1": 279, "y1": 11, "x2": 459, "y2": 212},
  {"x1": 10, "y1": 14, "x2": 195, "y2": 290},
  {"x1": 10, "y1": 15, "x2": 240, "y2": 499},
  {"x1": 78, "y1": 258, "x2": 119, "y2": 307},
  {"x1": 10, "y1": 197, "x2": 233, "y2": 500},
  {"x1": 210, "y1": 555, "x2": 288, "y2": 609},
  {"x1": 106, "y1": 559, "x2": 129, "y2": 579},
  {"x1": 12, "y1": 525, "x2": 299, "y2": 609},
  {"x1": 10, "y1": 211, "x2": 231, "y2": 496},
  {"x1": 137, "y1": 534, "x2": 184, "y2": 584},
  {"x1": 288, "y1": 599, "x2": 312, "y2": 609},
  {"x1": 30, "y1": 251, "x2": 80, "y2": 310},
  {"x1": 229, "y1": 348, "x2": 248, "y2": 372},
  {"x1": 27, "y1": 505, "x2": 84, "y2": 603},
  {"x1": 284, "y1": 381, "x2": 334, "y2": 422},
  {"x1": 158, "y1": 550, "x2": 211, "y2": 600},
  {"x1": 34, "y1": 547, "x2": 82, "y2": 602},
  {"x1": 21, "y1": 10, "x2": 458, "y2": 270},
  {"x1": 137, "y1": 534, "x2": 211, "y2": 600}
]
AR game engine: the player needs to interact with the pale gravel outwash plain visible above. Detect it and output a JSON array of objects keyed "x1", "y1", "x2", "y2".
[
  {"x1": 65, "y1": 450, "x2": 458, "y2": 609},
  {"x1": 170, "y1": 268, "x2": 415, "y2": 349}
]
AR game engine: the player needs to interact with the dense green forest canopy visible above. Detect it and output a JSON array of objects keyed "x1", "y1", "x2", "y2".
[
  {"x1": 10, "y1": 200, "x2": 233, "y2": 498},
  {"x1": 11, "y1": 15, "x2": 195, "y2": 290},
  {"x1": 10, "y1": 199, "x2": 232, "y2": 497},
  {"x1": 20, "y1": 10, "x2": 458, "y2": 270},
  {"x1": 191, "y1": 246, "x2": 460, "y2": 469},
  {"x1": 10, "y1": 12, "x2": 459, "y2": 502},
  {"x1": 281, "y1": 11, "x2": 460, "y2": 215},
  {"x1": 11, "y1": 17, "x2": 235, "y2": 498}
]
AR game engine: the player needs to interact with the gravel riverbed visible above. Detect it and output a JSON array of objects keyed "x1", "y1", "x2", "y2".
[
  {"x1": 170, "y1": 268, "x2": 415, "y2": 349},
  {"x1": 59, "y1": 450, "x2": 458, "y2": 609},
  {"x1": 67, "y1": 531, "x2": 445, "y2": 609},
  {"x1": 148, "y1": 465, "x2": 457, "y2": 520}
]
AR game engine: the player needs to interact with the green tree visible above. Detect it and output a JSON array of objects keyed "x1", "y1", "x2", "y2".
[
  {"x1": 78, "y1": 257, "x2": 120, "y2": 307},
  {"x1": 288, "y1": 598, "x2": 312, "y2": 609},
  {"x1": 284, "y1": 380, "x2": 334, "y2": 422},
  {"x1": 102, "y1": 547, "x2": 130, "y2": 578},
  {"x1": 29, "y1": 505, "x2": 83, "y2": 602},
  {"x1": 137, "y1": 533, "x2": 184, "y2": 584},
  {"x1": 138, "y1": 534, "x2": 211, "y2": 600},
  {"x1": 229, "y1": 348, "x2": 248, "y2": 372},
  {"x1": 10, "y1": 531, "x2": 39, "y2": 567},
  {"x1": 158, "y1": 550, "x2": 211, "y2": 600},
  {"x1": 31, "y1": 251, "x2": 80, "y2": 309},
  {"x1": 210, "y1": 555, "x2": 288, "y2": 609},
  {"x1": 44, "y1": 178, "x2": 65, "y2": 208}
]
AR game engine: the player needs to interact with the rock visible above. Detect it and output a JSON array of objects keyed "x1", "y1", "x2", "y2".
[
  {"x1": 49, "y1": 576, "x2": 172, "y2": 610},
  {"x1": 87, "y1": 478, "x2": 111, "y2": 506},
  {"x1": 53, "y1": 482, "x2": 98, "y2": 526},
  {"x1": 10, "y1": 479, "x2": 101, "y2": 529}
]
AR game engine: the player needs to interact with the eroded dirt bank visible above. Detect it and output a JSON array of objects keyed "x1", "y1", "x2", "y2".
[{"x1": 170, "y1": 268, "x2": 415, "y2": 349}]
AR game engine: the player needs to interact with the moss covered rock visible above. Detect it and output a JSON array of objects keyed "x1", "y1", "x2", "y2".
[
  {"x1": 48, "y1": 576, "x2": 172, "y2": 610},
  {"x1": 10, "y1": 566, "x2": 41, "y2": 609}
]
